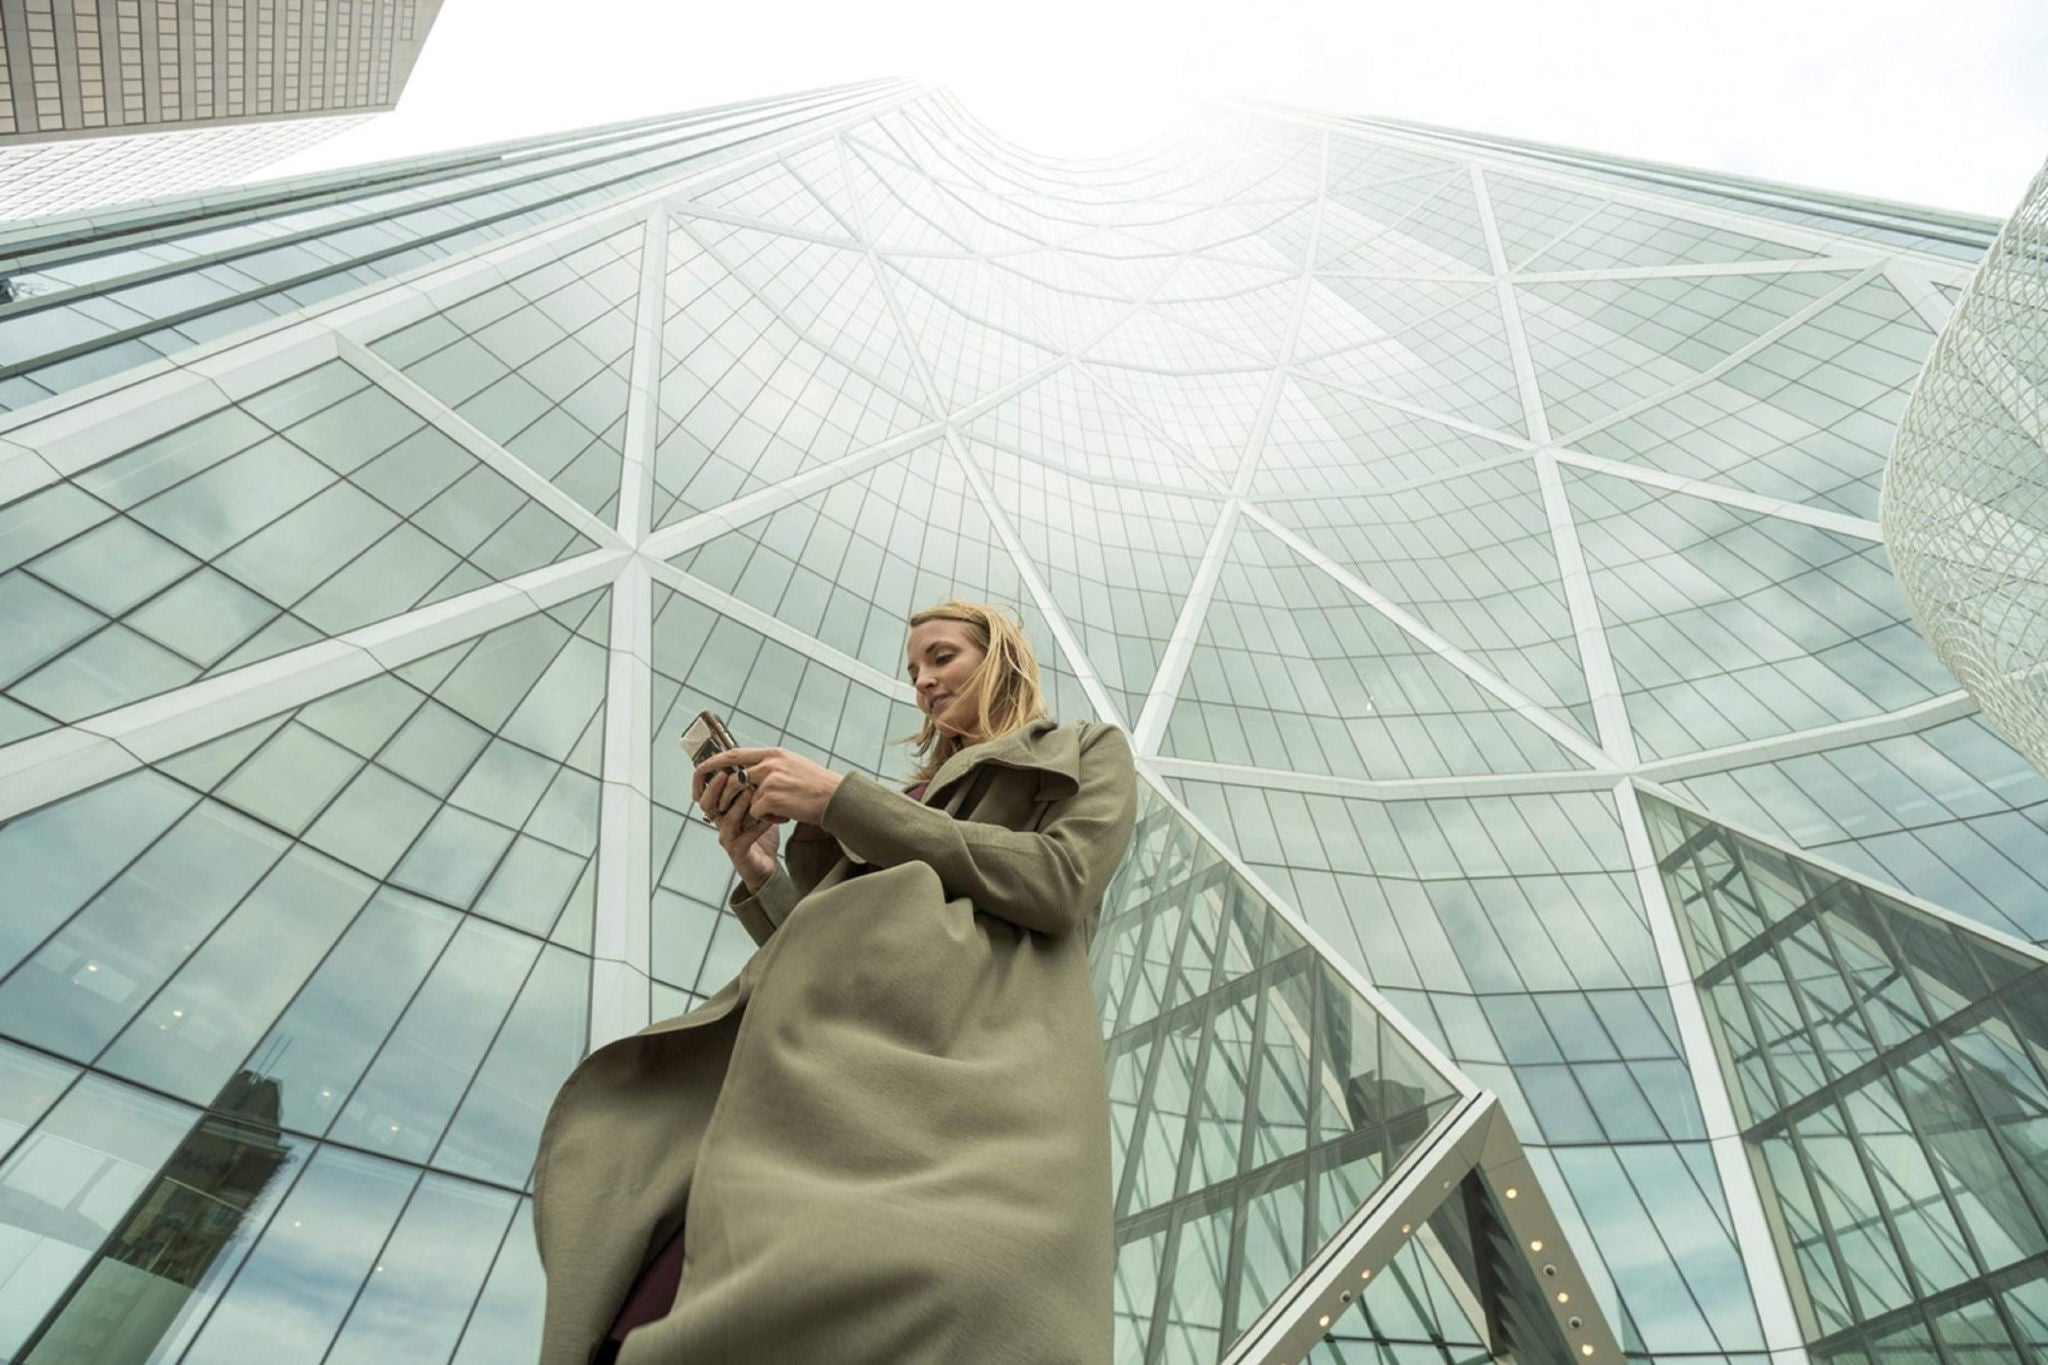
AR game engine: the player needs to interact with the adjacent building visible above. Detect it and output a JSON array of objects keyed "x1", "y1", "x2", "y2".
[
  {"x1": 0, "y1": 0, "x2": 443, "y2": 219},
  {"x1": 0, "y1": 79, "x2": 2042, "y2": 1364}
]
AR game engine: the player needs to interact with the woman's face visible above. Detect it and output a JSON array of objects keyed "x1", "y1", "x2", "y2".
[{"x1": 906, "y1": 619, "x2": 988, "y2": 735}]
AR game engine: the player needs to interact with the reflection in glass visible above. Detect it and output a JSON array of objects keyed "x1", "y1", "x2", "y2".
[
  {"x1": 15, "y1": 1071, "x2": 292, "y2": 1364},
  {"x1": 1094, "y1": 785, "x2": 1468, "y2": 1360},
  {"x1": 1645, "y1": 790, "x2": 2048, "y2": 1360}
]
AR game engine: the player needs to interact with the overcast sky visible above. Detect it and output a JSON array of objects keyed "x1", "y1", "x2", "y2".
[{"x1": 264, "y1": 0, "x2": 2048, "y2": 219}]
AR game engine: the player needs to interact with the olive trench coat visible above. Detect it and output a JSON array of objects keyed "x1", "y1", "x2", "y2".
[{"x1": 530, "y1": 716, "x2": 1138, "y2": 1365}]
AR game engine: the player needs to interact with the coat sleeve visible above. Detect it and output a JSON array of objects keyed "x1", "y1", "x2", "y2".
[
  {"x1": 816, "y1": 723, "x2": 1138, "y2": 939},
  {"x1": 726, "y1": 816, "x2": 844, "y2": 947},
  {"x1": 729, "y1": 864, "x2": 803, "y2": 949}
]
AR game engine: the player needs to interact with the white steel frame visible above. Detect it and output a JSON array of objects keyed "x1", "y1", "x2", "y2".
[{"x1": 0, "y1": 84, "x2": 2019, "y2": 1365}]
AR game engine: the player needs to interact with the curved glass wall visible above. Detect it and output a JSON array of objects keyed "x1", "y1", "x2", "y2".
[{"x1": 0, "y1": 81, "x2": 2039, "y2": 1364}]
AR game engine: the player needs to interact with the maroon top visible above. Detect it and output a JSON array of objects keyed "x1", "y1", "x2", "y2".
[
  {"x1": 905, "y1": 780, "x2": 928, "y2": 802},
  {"x1": 605, "y1": 1223, "x2": 687, "y2": 1344}
]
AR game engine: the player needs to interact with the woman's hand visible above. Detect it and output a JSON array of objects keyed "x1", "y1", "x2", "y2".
[
  {"x1": 694, "y1": 767, "x2": 781, "y2": 893},
  {"x1": 693, "y1": 747, "x2": 844, "y2": 826}
]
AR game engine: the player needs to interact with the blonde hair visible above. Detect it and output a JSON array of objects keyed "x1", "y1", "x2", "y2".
[{"x1": 900, "y1": 601, "x2": 1050, "y2": 783}]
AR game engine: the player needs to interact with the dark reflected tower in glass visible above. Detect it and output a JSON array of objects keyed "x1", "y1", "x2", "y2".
[{"x1": 18, "y1": 1070, "x2": 290, "y2": 1364}]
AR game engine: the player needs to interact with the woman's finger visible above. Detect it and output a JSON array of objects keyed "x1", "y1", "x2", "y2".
[
  {"x1": 718, "y1": 787, "x2": 756, "y2": 841},
  {"x1": 691, "y1": 746, "x2": 780, "y2": 779}
]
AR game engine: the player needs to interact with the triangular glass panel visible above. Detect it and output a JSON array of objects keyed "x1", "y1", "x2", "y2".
[
  {"x1": 1518, "y1": 269, "x2": 1856, "y2": 437},
  {"x1": 1162, "y1": 518, "x2": 1592, "y2": 778},
  {"x1": 1569, "y1": 275, "x2": 1936, "y2": 519},
  {"x1": 667, "y1": 438, "x2": 1034, "y2": 675},
  {"x1": 1233, "y1": 1159, "x2": 1314, "y2": 1336},
  {"x1": 885, "y1": 263, "x2": 1062, "y2": 410},
  {"x1": 1254, "y1": 377, "x2": 1525, "y2": 497},
  {"x1": 1243, "y1": 962, "x2": 1318, "y2": 1167},
  {"x1": 1321, "y1": 171, "x2": 1492, "y2": 274},
  {"x1": 1083, "y1": 363, "x2": 1271, "y2": 484},
  {"x1": 1166, "y1": 198, "x2": 1257, "y2": 245},
  {"x1": 866, "y1": 106, "x2": 969, "y2": 184},
  {"x1": 1031, "y1": 607, "x2": 1112, "y2": 727},
  {"x1": 1168, "y1": 776, "x2": 1659, "y2": 995},
  {"x1": 1097, "y1": 890, "x2": 1179, "y2": 1036},
  {"x1": 1197, "y1": 199, "x2": 1320, "y2": 270},
  {"x1": 1317, "y1": 1233, "x2": 1491, "y2": 1359},
  {"x1": 1639, "y1": 789, "x2": 2048, "y2": 1353},
  {"x1": 1083, "y1": 303, "x2": 1275, "y2": 372},
  {"x1": 1480, "y1": 172, "x2": 1613, "y2": 270},
  {"x1": 1154, "y1": 256, "x2": 1299, "y2": 303},
  {"x1": 1063, "y1": 246, "x2": 1185, "y2": 299},
  {"x1": 1101, "y1": 845, "x2": 1229, "y2": 1034},
  {"x1": 1305, "y1": 289, "x2": 1471, "y2": 377},
  {"x1": 1325, "y1": 137, "x2": 1465, "y2": 199},
  {"x1": 1111, "y1": 1221, "x2": 1169, "y2": 1361},
  {"x1": 1319, "y1": 208, "x2": 1493, "y2": 279},
  {"x1": 1521, "y1": 199, "x2": 1818, "y2": 272},
  {"x1": 1057, "y1": 221, "x2": 1187, "y2": 267},
  {"x1": 4, "y1": 360, "x2": 602, "y2": 743},
  {"x1": 883, "y1": 255, "x2": 1058, "y2": 350},
  {"x1": 0, "y1": 591, "x2": 608, "y2": 1183},
  {"x1": 1222, "y1": 129, "x2": 1325, "y2": 201},
  {"x1": 1563, "y1": 467, "x2": 1957, "y2": 760},
  {"x1": 370, "y1": 224, "x2": 644, "y2": 521},
  {"x1": 684, "y1": 153, "x2": 854, "y2": 240},
  {"x1": 686, "y1": 217, "x2": 926, "y2": 398},
  {"x1": 1258, "y1": 457, "x2": 1598, "y2": 738},
  {"x1": 649, "y1": 227, "x2": 928, "y2": 528},
  {"x1": 1186, "y1": 235, "x2": 1304, "y2": 275},
  {"x1": 1094, "y1": 207, "x2": 1209, "y2": 256},
  {"x1": 970, "y1": 437, "x2": 1221, "y2": 722},
  {"x1": 779, "y1": 137, "x2": 866, "y2": 233},
  {"x1": 1188, "y1": 989, "x2": 1261, "y2": 1195},
  {"x1": 965, "y1": 363, "x2": 1213, "y2": 491},
  {"x1": 1089, "y1": 777, "x2": 1501, "y2": 1362},
  {"x1": 1148, "y1": 280, "x2": 1303, "y2": 367},
  {"x1": 842, "y1": 136, "x2": 975, "y2": 252},
  {"x1": 918, "y1": 175, "x2": 1058, "y2": 253},
  {"x1": 1293, "y1": 279, "x2": 1527, "y2": 437},
  {"x1": 980, "y1": 258, "x2": 1133, "y2": 353},
  {"x1": 1379, "y1": 1035, "x2": 1459, "y2": 1171},
  {"x1": 1157, "y1": 1197, "x2": 1239, "y2": 1358},
  {"x1": 1655, "y1": 714, "x2": 2048, "y2": 948},
  {"x1": 1311, "y1": 982, "x2": 1385, "y2": 1149}
]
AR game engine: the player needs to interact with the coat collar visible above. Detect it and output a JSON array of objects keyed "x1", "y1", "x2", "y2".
[{"x1": 920, "y1": 715, "x2": 1082, "y2": 808}]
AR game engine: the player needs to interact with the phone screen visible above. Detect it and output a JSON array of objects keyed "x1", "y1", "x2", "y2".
[{"x1": 683, "y1": 711, "x2": 738, "y2": 768}]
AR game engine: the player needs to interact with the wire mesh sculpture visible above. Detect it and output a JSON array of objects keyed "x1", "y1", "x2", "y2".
[{"x1": 1883, "y1": 157, "x2": 2048, "y2": 777}]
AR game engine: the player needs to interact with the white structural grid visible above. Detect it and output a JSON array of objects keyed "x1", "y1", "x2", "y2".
[{"x1": 2, "y1": 86, "x2": 2046, "y2": 1365}]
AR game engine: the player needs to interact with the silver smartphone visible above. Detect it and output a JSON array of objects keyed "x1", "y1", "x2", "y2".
[
  {"x1": 682, "y1": 710, "x2": 760, "y2": 828},
  {"x1": 680, "y1": 708, "x2": 738, "y2": 769}
]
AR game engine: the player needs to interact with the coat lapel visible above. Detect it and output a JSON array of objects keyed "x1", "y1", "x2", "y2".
[{"x1": 919, "y1": 716, "x2": 1084, "y2": 811}]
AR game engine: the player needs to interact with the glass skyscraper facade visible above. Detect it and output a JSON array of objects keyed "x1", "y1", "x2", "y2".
[
  {"x1": 1, "y1": 78, "x2": 2043, "y2": 1364},
  {"x1": 0, "y1": 0, "x2": 444, "y2": 221}
]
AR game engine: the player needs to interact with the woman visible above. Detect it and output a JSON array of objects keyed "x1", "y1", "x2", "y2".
[{"x1": 530, "y1": 601, "x2": 1139, "y2": 1365}]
